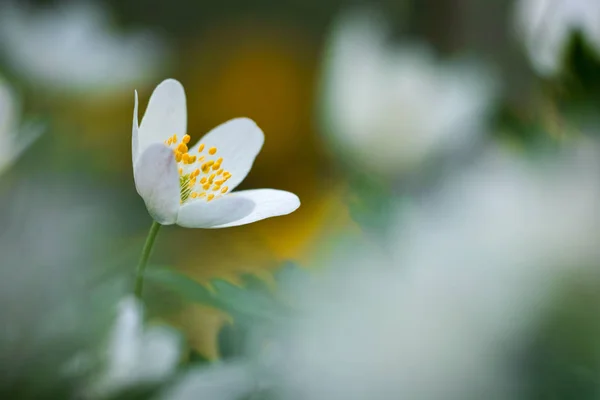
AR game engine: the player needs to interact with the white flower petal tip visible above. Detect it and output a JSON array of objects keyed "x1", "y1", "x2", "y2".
[
  {"x1": 216, "y1": 189, "x2": 300, "y2": 228},
  {"x1": 132, "y1": 79, "x2": 299, "y2": 228},
  {"x1": 176, "y1": 189, "x2": 300, "y2": 229},
  {"x1": 134, "y1": 143, "x2": 180, "y2": 225},
  {"x1": 191, "y1": 117, "x2": 265, "y2": 191},
  {"x1": 137, "y1": 78, "x2": 187, "y2": 156}
]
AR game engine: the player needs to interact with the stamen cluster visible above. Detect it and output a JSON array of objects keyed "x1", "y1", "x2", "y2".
[{"x1": 164, "y1": 134, "x2": 232, "y2": 203}]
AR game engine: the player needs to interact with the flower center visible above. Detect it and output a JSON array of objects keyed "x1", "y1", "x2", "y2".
[{"x1": 164, "y1": 134, "x2": 232, "y2": 204}]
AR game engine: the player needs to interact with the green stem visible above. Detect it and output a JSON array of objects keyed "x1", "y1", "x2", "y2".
[{"x1": 134, "y1": 220, "x2": 161, "y2": 298}]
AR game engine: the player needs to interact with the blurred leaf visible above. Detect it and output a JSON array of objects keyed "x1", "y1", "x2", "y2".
[
  {"x1": 346, "y1": 172, "x2": 394, "y2": 234},
  {"x1": 272, "y1": 261, "x2": 309, "y2": 286},
  {"x1": 188, "y1": 349, "x2": 211, "y2": 365},
  {"x1": 145, "y1": 267, "x2": 216, "y2": 305},
  {"x1": 217, "y1": 322, "x2": 247, "y2": 360},
  {"x1": 527, "y1": 272, "x2": 600, "y2": 399},
  {"x1": 547, "y1": 33, "x2": 600, "y2": 133},
  {"x1": 145, "y1": 266, "x2": 292, "y2": 324},
  {"x1": 562, "y1": 33, "x2": 600, "y2": 104},
  {"x1": 494, "y1": 104, "x2": 561, "y2": 151}
]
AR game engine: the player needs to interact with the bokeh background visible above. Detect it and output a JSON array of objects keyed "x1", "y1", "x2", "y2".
[{"x1": 3, "y1": 0, "x2": 600, "y2": 399}]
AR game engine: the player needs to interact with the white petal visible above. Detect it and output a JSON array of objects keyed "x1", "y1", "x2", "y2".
[
  {"x1": 157, "y1": 363, "x2": 254, "y2": 400},
  {"x1": 132, "y1": 90, "x2": 139, "y2": 163},
  {"x1": 138, "y1": 79, "x2": 186, "y2": 155},
  {"x1": 210, "y1": 189, "x2": 300, "y2": 229},
  {"x1": 134, "y1": 143, "x2": 180, "y2": 225},
  {"x1": 90, "y1": 297, "x2": 181, "y2": 397},
  {"x1": 176, "y1": 195, "x2": 256, "y2": 228},
  {"x1": 87, "y1": 297, "x2": 143, "y2": 397},
  {"x1": 137, "y1": 326, "x2": 181, "y2": 383},
  {"x1": 189, "y1": 118, "x2": 264, "y2": 191},
  {"x1": 107, "y1": 297, "x2": 143, "y2": 381}
]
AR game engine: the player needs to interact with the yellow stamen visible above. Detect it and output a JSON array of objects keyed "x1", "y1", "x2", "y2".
[{"x1": 174, "y1": 135, "x2": 233, "y2": 203}]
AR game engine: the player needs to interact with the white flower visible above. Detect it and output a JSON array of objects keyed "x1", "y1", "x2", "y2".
[
  {"x1": 321, "y1": 10, "x2": 496, "y2": 176},
  {"x1": 0, "y1": 1, "x2": 168, "y2": 93},
  {"x1": 515, "y1": 0, "x2": 600, "y2": 77},
  {"x1": 157, "y1": 363, "x2": 255, "y2": 400},
  {"x1": 264, "y1": 143, "x2": 600, "y2": 400},
  {"x1": 132, "y1": 79, "x2": 300, "y2": 228},
  {"x1": 0, "y1": 78, "x2": 41, "y2": 174},
  {"x1": 392, "y1": 143, "x2": 600, "y2": 271},
  {"x1": 89, "y1": 296, "x2": 181, "y2": 398}
]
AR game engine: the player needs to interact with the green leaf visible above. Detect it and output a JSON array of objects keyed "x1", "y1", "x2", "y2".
[
  {"x1": 145, "y1": 267, "x2": 216, "y2": 305},
  {"x1": 217, "y1": 322, "x2": 247, "y2": 360},
  {"x1": 145, "y1": 267, "x2": 291, "y2": 324}
]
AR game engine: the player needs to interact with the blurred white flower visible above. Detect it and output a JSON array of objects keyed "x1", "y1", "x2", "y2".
[
  {"x1": 133, "y1": 79, "x2": 300, "y2": 227},
  {"x1": 0, "y1": 78, "x2": 41, "y2": 174},
  {"x1": 157, "y1": 363, "x2": 255, "y2": 400},
  {"x1": 262, "y1": 143, "x2": 600, "y2": 400},
  {"x1": 320, "y1": 10, "x2": 497, "y2": 176},
  {"x1": 515, "y1": 0, "x2": 600, "y2": 76},
  {"x1": 393, "y1": 144, "x2": 600, "y2": 272},
  {"x1": 0, "y1": 177, "x2": 125, "y2": 394},
  {"x1": 89, "y1": 296, "x2": 181, "y2": 398},
  {"x1": 0, "y1": 1, "x2": 168, "y2": 94}
]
